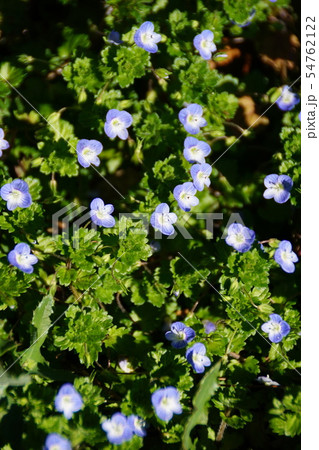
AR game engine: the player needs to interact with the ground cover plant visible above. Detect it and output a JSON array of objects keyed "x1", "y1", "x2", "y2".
[{"x1": 0, "y1": 0, "x2": 301, "y2": 448}]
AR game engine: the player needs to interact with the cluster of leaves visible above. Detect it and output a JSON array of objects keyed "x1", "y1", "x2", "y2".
[{"x1": 0, "y1": 0, "x2": 300, "y2": 448}]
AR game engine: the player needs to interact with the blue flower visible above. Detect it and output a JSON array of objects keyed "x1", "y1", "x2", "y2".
[
  {"x1": 183, "y1": 137, "x2": 211, "y2": 163},
  {"x1": 104, "y1": 109, "x2": 133, "y2": 140},
  {"x1": 150, "y1": 203, "x2": 177, "y2": 236},
  {"x1": 256, "y1": 375, "x2": 280, "y2": 387},
  {"x1": 165, "y1": 322, "x2": 196, "y2": 349},
  {"x1": 263, "y1": 174, "x2": 293, "y2": 204},
  {"x1": 76, "y1": 139, "x2": 103, "y2": 168},
  {"x1": 0, "y1": 128, "x2": 10, "y2": 157},
  {"x1": 0, "y1": 179, "x2": 32, "y2": 211},
  {"x1": 90, "y1": 198, "x2": 115, "y2": 228},
  {"x1": 151, "y1": 387, "x2": 182, "y2": 421},
  {"x1": 101, "y1": 412, "x2": 133, "y2": 445},
  {"x1": 276, "y1": 85, "x2": 300, "y2": 111},
  {"x1": 203, "y1": 320, "x2": 216, "y2": 334},
  {"x1": 190, "y1": 163, "x2": 212, "y2": 191},
  {"x1": 173, "y1": 182, "x2": 199, "y2": 212},
  {"x1": 225, "y1": 223, "x2": 255, "y2": 253},
  {"x1": 108, "y1": 30, "x2": 123, "y2": 45},
  {"x1": 150, "y1": 240, "x2": 161, "y2": 252},
  {"x1": 232, "y1": 9, "x2": 256, "y2": 27},
  {"x1": 186, "y1": 342, "x2": 211, "y2": 373},
  {"x1": 127, "y1": 415, "x2": 147, "y2": 437},
  {"x1": 55, "y1": 383, "x2": 83, "y2": 419},
  {"x1": 8, "y1": 243, "x2": 38, "y2": 274},
  {"x1": 179, "y1": 104, "x2": 207, "y2": 134},
  {"x1": 134, "y1": 21, "x2": 161, "y2": 53},
  {"x1": 261, "y1": 314, "x2": 290, "y2": 343},
  {"x1": 193, "y1": 30, "x2": 217, "y2": 60},
  {"x1": 44, "y1": 433, "x2": 72, "y2": 450},
  {"x1": 274, "y1": 240, "x2": 298, "y2": 273}
]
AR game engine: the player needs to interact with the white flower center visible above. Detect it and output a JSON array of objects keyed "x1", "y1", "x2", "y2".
[
  {"x1": 190, "y1": 146, "x2": 199, "y2": 155},
  {"x1": 141, "y1": 32, "x2": 154, "y2": 45},
  {"x1": 61, "y1": 394, "x2": 73, "y2": 408},
  {"x1": 16, "y1": 253, "x2": 29, "y2": 266},
  {"x1": 112, "y1": 423, "x2": 124, "y2": 437},
  {"x1": 201, "y1": 39, "x2": 211, "y2": 49},
  {"x1": 274, "y1": 182, "x2": 284, "y2": 191},
  {"x1": 281, "y1": 91, "x2": 294, "y2": 104},
  {"x1": 187, "y1": 114, "x2": 200, "y2": 125},
  {"x1": 281, "y1": 250, "x2": 292, "y2": 262},
  {"x1": 49, "y1": 445, "x2": 61, "y2": 450},
  {"x1": 9, "y1": 188, "x2": 23, "y2": 201},
  {"x1": 269, "y1": 322, "x2": 281, "y2": 334},
  {"x1": 161, "y1": 395, "x2": 175, "y2": 410},
  {"x1": 198, "y1": 172, "x2": 208, "y2": 180},
  {"x1": 180, "y1": 192, "x2": 191, "y2": 201},
  {"x1": 82, "y1": 147, "x2": 94, "y2": 158},
  {"x1": 193, "y1": 352, "x2": 204, "y2": 364},
  {"x1": 176, "y1": 330, "x2": 186, "y2": 340},
  {"x1": 235, "y1": 233, "x2": 245, "y2": 244},
  {"x1": 96, "y1": 208, "x2": 109, "y2": 220},
  {"x1": 157, "y1": 213, "x2": 171, "y2": 226},
  {"x1": 111, "y1": 118, "x2": 123, "y2": 129}
]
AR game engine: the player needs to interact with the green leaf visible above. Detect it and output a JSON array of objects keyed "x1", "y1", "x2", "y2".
[
  {"x1": 21, "y1": 295, "x2": 54, "y2": 368},
  {"x1": 54, "y1": 306, "x2": 113, "y2": 367},
  {"x1": 115, "y1": 46, "x2": 151, "y2": 88},
  {"x1": 182, "y1": 361, "x2": 221, "y2": 449}
]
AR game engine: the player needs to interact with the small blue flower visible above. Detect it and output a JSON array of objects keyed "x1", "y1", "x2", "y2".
[
  {"x1": 0, "y1": 179, "x2": 32, "y2": 211},
  {"x1": 134, "y1": 21, "x2": 161, "y2": 53},
  {"x1": 178, "y1": 104, "x2": 207, "y2": 134},
  {"x1": 151, "y1": 387, "x2": 182, "y2": 421},
  {"x1": 55, "y1": 383, "x2": 83, "y2": 419},
  {"x1": 186, "y1": 342, "x2": 211, "y2": 373},
  {"x1": 232, "y1": 9, "x2": 256, "y2": 27},
  {"x1": 150, "y1": 240, "x2": 161, "y2": 252},
  {"x1": 173, "y1": 182, "x2": 199, "y2": 212},
  {"x1": 8, "y1": 243, "x2": 38, "y2": 274},
  {"x1": 101, "y1": 412, "x2": 133, "y2": 445},
  {"x1": 276, "y1": 86, "x2": 300, "y2": 111},
  {"x1": 225, "y1": 223, "x2": 255, "y2": 253},
  {"x1": 190, "y1": 163, "x2": 212, "y2": 191},
  {"x1": 165, "y1": 322, "x2": 196, "y2": 349},
  {"x1": 0, "y1": 128, "x2": 10, "y2": 157},
  {"x1": 203, "y1": 320, "x2": 216, "y2": 334},
  {"x1": 108, "y1": 30, "x2": 123, "y2": 45},
  {"x1": 90, "y1": 198, "x2": 115, "y2": 228},
  {"x1": 274, "y1": 240, "x2": 298, "y2": 273},
  {"x1": 76, "y1": 139, "x2": 102, "y2": 168},
  {"x1": 104, "y1": 109, "x2": 133, "y2": 140},
  {"x1": 127, "y1": 415, "x2": 147, "y2": 437},
  {"x1": 183, "y1": 137, "x2": 211, "y2": 164},
  {"x1": 256, "y1": 375, "x2": 280, "y2": 387},
  {"x1": 263, "y1": 174, "x2": 293, "y2": 203},
  {"x1": 150, "y1": 203, "x2": 177, "y2": 236},
  {"x1": 193, "y1": 30, "x2": 217, "y2": 60},
  {"x1": 44, "y1": 433, "x2": 72, "y2": 450},
  {"x1": 298, "y1": 111, "x2": 301, "y2": 121},
  {"x1": 261, "y1": 314, "x2": 290, "y2": 343}
]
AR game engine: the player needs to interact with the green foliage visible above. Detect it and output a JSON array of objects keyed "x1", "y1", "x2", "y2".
[
  {"x1": 269, "y1": 390, "x2": 301, "y2": 437},
  {"x1": 182, "y1": 361, "x2": 221, "y2": 449},
  {"x1": 21, "y1": 295, "x2": 54, "y2": 369},
  {"x1": 55, "y1": 305, "x2": 113, "y2": 367},
  {"x1": 0, "y1": 0, "x2": 300, "y2": 448}
]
